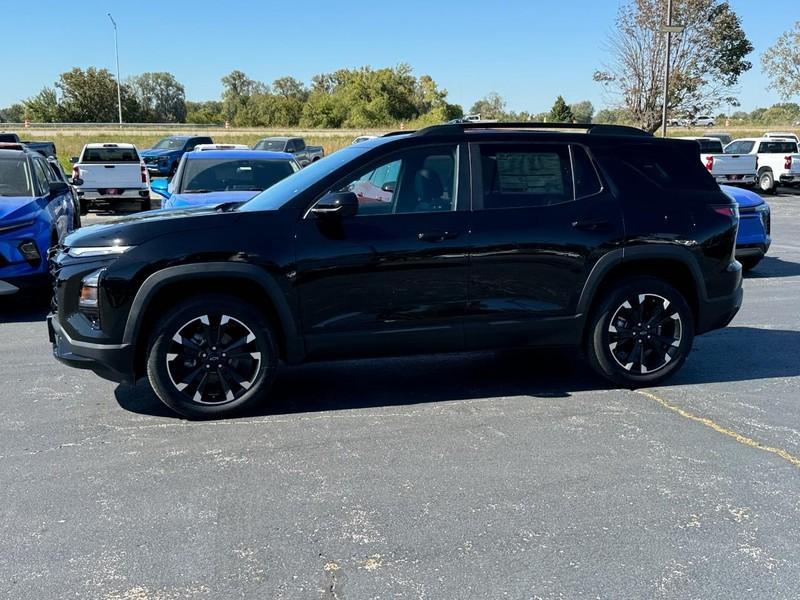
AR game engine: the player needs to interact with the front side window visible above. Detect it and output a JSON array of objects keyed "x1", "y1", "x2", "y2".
[
  {"x1": 0, "y1": 157, "x2": 33, "y2": 197},
  {"x1": 725, "y1": 141, "x2": 754, "y2": 154},
  {"x1": 32, "y1": 157, "x2": 50, "y2": 195},
  {"x1": 327, "y1": 144, "x2": 458, "y2": 216},
  {"x1": 478, "y1": 144, "x2": 573, "y2": 209}
]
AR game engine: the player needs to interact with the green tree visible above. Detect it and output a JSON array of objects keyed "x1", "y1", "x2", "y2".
[
  {"x1": 0, "y1": 103, "x2": 25, "y2": 122},
  {"x1": 469, "y1": 92, "x2": 507, "y2": 120},
  {"x1": 761, "y1": 21, "x2": 800, "y2": 100},
  {"x1": 186, "y1": 100, "x2": 224, "y2": 124},
  {"x1": 56, "y1": 67, "x2": 140, "y2": 122},
  {"x1": 271, "y1": 76, "x2": 308, "y2": 100},
  {"x1": 22, "y1": 87, "x2": 61, "y2": 122},
  {"x1": 220, "y1": 70, "x2": 267, "y2": 121},
  {"x1": 594, "y1": 0, "x2": 753, "y2": 132},
  {"x1": 570, "y1": 100, "x2": 594, "y2": 123},
  {"x1": 549, "y1": 96, "x2": 574, "y2": 123},
  {"x1": 128, "y1": 72, "x2": 187, "y2": 122}
]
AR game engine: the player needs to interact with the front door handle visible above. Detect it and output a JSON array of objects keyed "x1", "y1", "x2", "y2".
[
  {"x1": 418, "y1": 231, "x2": 459, "y2": 242},
  {"x1": 572, "y1": 218, "x2": 611, "y2": 232}
]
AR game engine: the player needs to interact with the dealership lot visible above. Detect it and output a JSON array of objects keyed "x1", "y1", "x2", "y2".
[{"x1": 1, "y1": 192, "x2": 799, "y2": 598}]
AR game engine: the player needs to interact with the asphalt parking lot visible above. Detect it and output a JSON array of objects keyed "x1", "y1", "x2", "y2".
[{"x1": 1, "y1": 191, "x2": 799, "y2": 599}]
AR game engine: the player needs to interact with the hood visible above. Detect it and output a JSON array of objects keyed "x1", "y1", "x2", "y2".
[
  {"x1": 165, "y1": 190, "x2": 260, "y2": 210},
  {"x1": 0, "y1": 196, "x2": 40, "y2": 222},
  {"x1": 140, "y1": 148, "x2": 180, "y2": 158},
  {"x1": 64, "y1": 204, "x2": 241, "y2": 248},
  {"x1": 720, "y1": 185, "x2": 764, "y2": 209}
]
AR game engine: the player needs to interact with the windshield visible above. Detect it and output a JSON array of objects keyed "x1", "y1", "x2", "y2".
[
  {"x1": 240, "y1": 147, "x2": 365, "y2": 212},
  {"x1": 0, "y1": 157, "x2": 33, "y2": 197},
  {"x1": 151, "y1": 137, "x2": 187, "y2": 150},
  {"x1": 253, "y1": 139, "x2": 287, "y2": 152},
  {"x1": 180, "y1": 158, "x2": 299, "y2": 193}
]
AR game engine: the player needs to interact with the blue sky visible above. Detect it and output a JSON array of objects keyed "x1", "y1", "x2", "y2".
[{"x1": 2, "y1": 1, "x2": 796, "y2": 113}]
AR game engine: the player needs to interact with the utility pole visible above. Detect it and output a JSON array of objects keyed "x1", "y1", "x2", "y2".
[
  {"x1": 108, "y1": 13, "x2": 123, "y2": 127},
  {"x1": 660, "y1": 0, "x2": 673, "y2": 138}
]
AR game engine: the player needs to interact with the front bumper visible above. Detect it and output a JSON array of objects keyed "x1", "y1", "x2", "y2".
[
  {"x1": 144, "y1": 161, "x2": 172, "y2": 174},
  {"x1": 48, "y1": 313, "x2": 135, "y2": 383}
]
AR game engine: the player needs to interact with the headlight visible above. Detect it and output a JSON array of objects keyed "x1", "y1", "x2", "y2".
[{"x1": 68, "y1": 245, "x2": 133, "y2": 258}]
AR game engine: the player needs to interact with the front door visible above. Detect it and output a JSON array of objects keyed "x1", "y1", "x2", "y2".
[
  {"x1": 465, "y1": 141, "x2": 625, "y2": 349},
  {"x1": 293, "y1": 143, "x2": 470, "y2": 359}
]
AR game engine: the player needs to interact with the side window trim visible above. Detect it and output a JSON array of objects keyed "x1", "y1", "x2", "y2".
[
  {"x1": 303, "y1": 142, "x2": 465, "y2": 218},
  {"x1": 32, "y1": 157, "x2": 50, "y2": 195}
]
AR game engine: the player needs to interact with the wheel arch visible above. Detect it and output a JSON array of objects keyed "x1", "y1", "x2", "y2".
[{"x1": 124, "y1": 263, "x2": 304, "y2": 380}]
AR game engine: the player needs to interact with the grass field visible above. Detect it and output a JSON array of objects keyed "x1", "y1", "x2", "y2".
[{"x1": 13, "y1": 124, "x2": 800, "y2": 173}]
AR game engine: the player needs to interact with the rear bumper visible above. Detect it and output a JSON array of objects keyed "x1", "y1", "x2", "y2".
[
  {"x1": 696, "y1": 262, "x2": 743, "y2": 334},
  {"x1": 778, "y1": 174, "x2": 800, "y2": 184},
  {"x1": 77, "y1": 189, "x2": 150, "y2": 201},
  {"x1": 714, "y1": 175, "x2": 756, "y2": 185},
  {"x1": 48, "y1": 313, "x2": 135, "y2": 384}
]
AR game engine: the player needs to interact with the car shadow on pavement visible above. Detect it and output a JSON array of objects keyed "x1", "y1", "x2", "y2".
[
  {"x1": 744, "y1": 256, "x2": 800, "y2": 279},
  {"x1": 115, "y1": 325, "x2": 800, "y2": 419},
  {"x1": 115, "y1": 348, "x2": 605, "y2": 419},
  {"x1": 0, "y1": 295, "x2": 50, "y2": 324}
]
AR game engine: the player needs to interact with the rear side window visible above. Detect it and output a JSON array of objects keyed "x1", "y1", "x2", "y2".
[
  {"x1": 695, "y1": 139, "x2": 723, "y2": 153},
  {"x1": 81, "y1": 147, "x2": 139, "y2": 162},
  {"x1": 478, "y1": 144, "x2": 573, "y2": 209},
  {"x1": 757, "y1": 141, "x2": 797, "y2": 154},
  {"x1": 725, "y1": 141, "x2": 754, "y2": 154},
  {"x1": 600, "y1": 144, "x2": 717, "y2": 192},
  {"x1": 32, "y1": 157, "x2": 50, "y2": 195},
  {"x1": 570, "y1": 146, "x2": 602, "y2": 198}
]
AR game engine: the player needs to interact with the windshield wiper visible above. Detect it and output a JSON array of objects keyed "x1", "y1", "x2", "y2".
[
  {"x1": 183, "y1": 189, "x2": 212, "y2": 194},
  {"x1": 215, "y1": 201, "x2": 245, "y2": 212}
]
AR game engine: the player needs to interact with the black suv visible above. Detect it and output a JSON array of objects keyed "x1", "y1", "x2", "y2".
[{"x1": 48, "y1": 123, "x2": 743, "y2": 418}]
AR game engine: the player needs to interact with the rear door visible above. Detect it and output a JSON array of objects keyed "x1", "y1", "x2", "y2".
[
  {"x1": 77, "y1": 146, "x2": 143, "y2": 189},
  {"x1": 464, "y1": 141, "x2": 624, "y2": 349}
]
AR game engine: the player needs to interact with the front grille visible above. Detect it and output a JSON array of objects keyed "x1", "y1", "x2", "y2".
[{"x1": 48, "y1": 245, "x2": 64, "y2": 311}]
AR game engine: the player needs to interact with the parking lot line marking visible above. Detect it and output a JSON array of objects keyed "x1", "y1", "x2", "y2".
[{"x1": 636, "y1": 389, "x2": 800, "y2": 469}]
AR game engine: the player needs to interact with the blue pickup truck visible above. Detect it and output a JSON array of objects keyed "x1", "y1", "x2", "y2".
[{"x1": 139, "y1": 135, "x2": 214, "y2": 177}]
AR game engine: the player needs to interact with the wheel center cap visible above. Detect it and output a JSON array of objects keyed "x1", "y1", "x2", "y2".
[{"x1": 207, "y1": 353, "x2": 220, "y2": 363}]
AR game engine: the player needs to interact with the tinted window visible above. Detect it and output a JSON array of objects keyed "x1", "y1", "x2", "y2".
[
  {"x1": 695, "y1": 139, "x2": 723, "y2": 154},
  {"x1": 152, "y1": 138, "x2": 185, "y2": 150},
  {"x1": 81, "y1": 147, "x2": 139, "y2": 162},
  {"x1": 330, "y1": 145, "x2": 457, "y2": 215},
  {"x1": 295, "y1": 139, "x2": 306, "y2": 151},
  {"x1": 180, "y1": 158, "x2": 299, "y2": 193},
  {"x1": 606, "y1": 144, "x2": 717, "y2": 192},
  {"x1": 0, "y1": 157, "x2": 33, "y2": 196},
  {"x1": 479, "y1": 144, "x2": 573, "y2": 209},
  {"x1": 758, "y1": 141, "x2": 797, "y2": 154},
  {"x1": 571, "y1": 146, "x2": 602, "y2": 198},
  {"x1": 725, "y1": 141, "x2": 754, "y2": 154},
  {"x1": 254, "y1": 139, "x2": 287, "y2": 152},
  {"x1": 32, "y1": 157, "x2": 50, "y2": 195}
]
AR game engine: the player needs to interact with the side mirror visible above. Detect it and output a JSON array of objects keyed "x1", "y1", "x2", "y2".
[
  {"x1": 49, "y1": 181, "x2": 69, "y2": 195},
  {"x1": 151, "y1": 178, "x2": 171, "y2": 199},
  {"x1": 381, "y1": 181, "x2": 396, "y2": 193},
  {"x1": 311, "y1": 191, "x2": 358, "y2": 219},
  {"x1": 70, "y1": 177, "x2": 84, "y2": 186},
  {"x1": 69, "y1": 156, "x2": 79, "y2": 164}
]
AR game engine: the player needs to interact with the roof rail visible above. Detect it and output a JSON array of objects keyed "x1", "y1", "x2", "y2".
[
  {"x1": 381, "y1": 130, "x2": 416, "y2": 137},
  {"x1": 414, "y1": 122, "x2": 651, "y2": 137}
]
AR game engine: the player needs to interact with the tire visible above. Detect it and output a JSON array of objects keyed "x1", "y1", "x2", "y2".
[
  {"x1": 73, "y1": 204, "x2": 82, "y2": 229},
  {"x1": 758, "y1": 170, "x2": 776, "y2": 194},
  {"x1": 140, "y1": 197, "x2": 152, "y2": 212},
  {"x1": 79, "y1": 198, "x2": 89, "y2": 216},
  {"x1": 146, "y1": 294, "x2": 278, "y2": 419},
  {"x1": 739, "y1": 256, "x2": 762, "y2": 271},
  {"x1": 586, "y1": 277, "x2": 695, "y2": 387}
]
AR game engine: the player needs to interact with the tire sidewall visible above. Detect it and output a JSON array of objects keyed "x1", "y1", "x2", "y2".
[
  {"x1": 759, "y1": 171, "x2": 774, "y2": 193},
  {"x1": 588, "y1": 278, "x2": 695, "y2": 387},
  {"x1": 147, "y1": 295, "x2": 278, "y2": 418}
]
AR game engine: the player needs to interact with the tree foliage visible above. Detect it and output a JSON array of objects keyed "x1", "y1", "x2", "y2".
[
  {"x1": 469, "y1": 92, "x2": 507, "y2": 120},
  {"x1": 128, "y1": 72, "x2": 187, "y2": 122},
  {"x1": 549, "y1": 96, "x2": 575, "y2": 123},
  {"x1": 56, "y1": 67, "x2": 140, "y2": 122},
  {"x1": 761, "y1": 21, "x2": 800, "y2": 100},
  {"x1": 570, "y1": 100, "x2": 594, "y2": 123},
  {"x1": 594, "y1": 0, "x2": 753, "y2": 132}
]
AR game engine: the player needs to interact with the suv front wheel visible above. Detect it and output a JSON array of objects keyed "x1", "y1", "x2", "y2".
[
  {"x1": 586, "y1": 277, "x2": 695, "y2": 387},
  {"x1": 146, "y1": 294, "x2": 278, "y2": 418}
]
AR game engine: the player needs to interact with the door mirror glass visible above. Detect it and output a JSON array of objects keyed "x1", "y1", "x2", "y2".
[{"x1": 311, "y1": 191, "x2": 358, "y2": 218}]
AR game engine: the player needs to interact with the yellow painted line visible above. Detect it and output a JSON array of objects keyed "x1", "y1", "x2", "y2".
[{"x1": 636, "y1": 389, "x2": 800, "y2": 469}]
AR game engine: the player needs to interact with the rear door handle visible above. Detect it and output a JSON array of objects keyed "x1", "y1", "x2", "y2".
[
  {"x1": 418, "y1": 231, "x2": 459, "y2": 242},
  {"x1": 104, "y1": 165, "x2": 115, "y2": 168},
  {"x1": 572, "y1": 218, "x2": 611, "y2": 231}
]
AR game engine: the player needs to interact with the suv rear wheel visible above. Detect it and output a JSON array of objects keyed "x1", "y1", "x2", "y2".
[
  {"x1": 586, "y1": 277, "x2": 695, "y2": 387},
  {"x1": 146, "y1": 294, "x2": 278, "y2": 418}
]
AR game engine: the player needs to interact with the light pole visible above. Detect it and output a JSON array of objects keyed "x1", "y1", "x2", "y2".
[
  {"x1": 659, "y1": 0, "x2": 683, "y2": 137},
  {"x1": 108, "y1": 13, "x2": 123, "y2": 126}
]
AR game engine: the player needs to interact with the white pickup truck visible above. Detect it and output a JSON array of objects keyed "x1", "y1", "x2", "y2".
[
  {"x1": 725, "y1": 137, "x2": 800, "y2": 194},
  {"x1": 680, "y1": 137, "x2": 757, "y2": 186},
  {"x1": 70, "y1": 143, "x2": 152, "y2": 212}
]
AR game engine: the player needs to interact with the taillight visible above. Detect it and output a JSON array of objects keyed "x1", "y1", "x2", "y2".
[
  {"x1": 72, "y1": 166, "x2": 79, "y2": 180},
  {"x1": 712, "y1": 206, "x2": 739, "y2": 219},
  {"x1": 785, "y1": 156, "x2": 792, "y2": 170},
  {"x1": 705, "y1": 155, "x2": 714, "y2": 171},
  {"x1": 141, "y1": 165, "x2": 147, "y2": 184}
]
